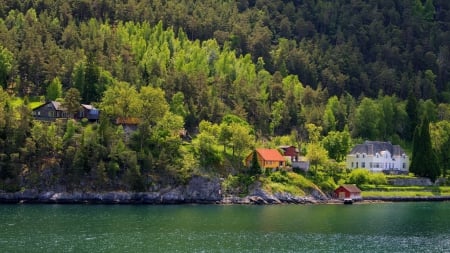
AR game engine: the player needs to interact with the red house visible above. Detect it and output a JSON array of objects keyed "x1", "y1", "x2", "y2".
[
  {"x1": 334, "y1": 185, "x2": 362, "y2": 200},
  {"x1": 279, "y1": 145, "x2": 299, "y2": 162}
]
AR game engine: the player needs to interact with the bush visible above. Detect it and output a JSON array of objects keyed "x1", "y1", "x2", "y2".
[
  {"x1": 269, "y1": 171, "x2": 289, "y2": 184},
  {"x1": 347, "y1": 169, "x2": 370, "y2": 186},
  {"x1": 369, "y1": 173, "x2": 387, "y2": 185}
]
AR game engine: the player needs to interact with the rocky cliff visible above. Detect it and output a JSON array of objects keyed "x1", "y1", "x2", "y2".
[{"x1": 0, "y1": 175, "x2": 327, "y2": 204}]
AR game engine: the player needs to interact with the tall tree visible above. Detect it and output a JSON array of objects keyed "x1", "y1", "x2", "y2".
[
  {"x1": 410, "y1": 117, "x2": 440, "y2": 181},
  {"x1": 0, "y1": 45, "x2": 13, "y2": 89},
  {"x1": 63, "y1": 88, "x2": 81, "y2": 118},
  {"x1": 46, "y1": 77, "x2": 63, "y2": 101},
  {"x1": 406, "y1": 92, "x2": 419, "y2": 141}
]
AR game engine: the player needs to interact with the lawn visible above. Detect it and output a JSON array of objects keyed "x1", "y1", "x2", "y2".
[
  {"x1": 9, "y1": 97, "x2": 43, "y2": 109},
  {"x1": 361, "y1": 186, "x2": 450, "y2": 197}
]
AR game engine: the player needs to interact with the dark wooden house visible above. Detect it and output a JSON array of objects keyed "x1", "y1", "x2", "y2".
[
  {"x1": 32, "y1": 101, "x2": 99, "y2": 122},
  {"x1": 32, "y1": 101, "x2": 68, "y2": 121}
]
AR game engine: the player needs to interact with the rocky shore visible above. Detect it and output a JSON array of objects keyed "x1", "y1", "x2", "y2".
[
  {"x1": 1, "y1": 176, "x2": 448, "y2": 205},
  {"x1": 1, "y1": 190, "x2": 449, "y2": 205},
  {"x1": 0, "y1": 175, "x2": 327, "y2": 205}
]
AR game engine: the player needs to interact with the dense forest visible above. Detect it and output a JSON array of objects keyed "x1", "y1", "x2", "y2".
[{"x1": 0, "y1": 0, "x2": 449, "y2": 193}]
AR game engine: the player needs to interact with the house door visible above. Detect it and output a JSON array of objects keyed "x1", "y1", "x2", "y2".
[{"x1": 339, "y1": 192, "x2": 346, "y2": 199}]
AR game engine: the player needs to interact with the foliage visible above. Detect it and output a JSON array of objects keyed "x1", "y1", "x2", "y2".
[
  {"x1": 46, "y1": 77, "x2": 63, "y2": 101},
  {"x1": 322, "y1": 129, "x2": 352, "y2": 162},
  {"x1": 0, "y1": 1, "x2": 449, "y2": 193},
  {"x1": 347, "y1": 169, "x2": 387, "y2": 187},
  {"x1": 62, "y1": 88, "x2": 81, "y2": 117},
  {"x1": 261, "y1": 171, "x2": 320, "y2": 196},
  {"x1": 248, "y1": 150, "x2": 261, "y2": 176},
  {"x1": 410, "y1": 117, "x2": 441, "y2": 181}
]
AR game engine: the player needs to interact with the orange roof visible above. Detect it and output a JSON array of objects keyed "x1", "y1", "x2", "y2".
[
  {"x1": 116, "y1": 117, "x2": 140, "y2": 125},
  {"x1": 256, "y1": 148, "x2": 285, "y2": 162}
]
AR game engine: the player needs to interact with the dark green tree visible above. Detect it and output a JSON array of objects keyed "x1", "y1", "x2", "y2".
[
  {"x1": 406, "y1": 92, "x2": 419, "y2": 141},
  {"x1": 249, "y1": 150, "x2": 261, "y2": 176},
  {"x1": 410, "y1": 117, "x2": 440, "y2": 182},
  {"x1": 63, "y1": 88, "x2": 81, "y2": 118}
]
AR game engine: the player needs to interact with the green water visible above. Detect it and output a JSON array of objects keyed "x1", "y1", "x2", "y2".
[{"x1": 0, "y1": 202, "x2": 449, "y2": 252}]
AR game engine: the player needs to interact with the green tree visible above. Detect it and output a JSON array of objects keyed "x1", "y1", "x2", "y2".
[
  {"x1": 410, "y1": 117, "x2": 440, "y2": 182},
  {"x1": 46, "y1": 77, "x2": 63, "y2": 101},
  {"x1": 139, "y1": 86, "x2": 169, "y2": 125},
  {"x1": 406, "y1": 93, "x2": 419, "y2": 141},
  {"x1": 352, "y1": 97, "x2": 381, "y2": 140},
  {"x1": 248, "y1": 150, "x2": 261, "y2": 176},
  {"x1": 430, "y1": 121, "x2": 450, "y2": 177},
  {"x1": 62, "y1": 88, "x2": 81, "y2": 118},
  {"x1": 0, "y1": 45, "x2": 13, "y2": 89},
  {"x1": 100, "y1": 81, "x2": 142, "y2": 118},
  {"x1": 322, "y1": 128, "x2": 352, "y2": 162}
]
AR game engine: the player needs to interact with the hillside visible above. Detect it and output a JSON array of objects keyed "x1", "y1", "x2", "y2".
[{"x1": 0, "y1": 1, "x2": 449, "y2": 194}]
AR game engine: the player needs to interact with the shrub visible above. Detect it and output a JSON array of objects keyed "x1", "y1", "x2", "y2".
[
  {"x1": 369, "y1": 173, "x2": 387, "y2": 185},
  {"x1": 347, "y1": 169, "x2": 370, "y2": 186}
]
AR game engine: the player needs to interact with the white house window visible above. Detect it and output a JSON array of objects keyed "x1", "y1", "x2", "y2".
[
  {"x1": 403, "y1": 163, "x2": 405, "y2": 169},
  {"x1": 356, "y1": 154, "x2": 359, "y2": 158},
  {"x1": 362, "y1": 162, "x2": 365, "y2": 168},
  {"x1": 362, "y1": 154, "x2": 365, "y2": 158},
  {"x1": 356, "y1": 162, "x2": 359, "y2": 168}
]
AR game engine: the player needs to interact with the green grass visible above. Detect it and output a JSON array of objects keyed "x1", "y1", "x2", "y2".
[
  {"x1": 9, "y1": 97, "x2": 43, "y2": 109},
  {"x1": 362, "y1": 191, "x2": 436, "y2": 197},
  {"x1": 361, "y1": 185, "x2": 450, "y2": 197},
  {"x1": 260, "y1": 171, "x2": 319, "y2": 196}
]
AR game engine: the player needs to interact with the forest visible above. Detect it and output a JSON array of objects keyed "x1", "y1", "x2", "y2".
[{"x1": 0, "y1": 0, "x2": 449, "y2": 193}]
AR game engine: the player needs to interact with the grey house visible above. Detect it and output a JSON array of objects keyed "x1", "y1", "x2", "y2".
[
  {"x1": 32, "y1": 101, "x2": 99, "y2": 122},
  {"x1": 32, "y1": 101, "x2": 69, "y2": 121}
]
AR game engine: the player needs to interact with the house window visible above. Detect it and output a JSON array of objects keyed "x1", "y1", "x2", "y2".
[
  {"x1": 362, "y1": 154, "x2": 365, "y2": 158},
  {"x1": 356, "y1": 162, "x2": 358, "y2": 168},
  {"x1": 356, "y1": 154, "x2": 359, "y2": 158},
  {"x1": 403, "y1": 163, "x2": 405, "y2": 169},
  {"x1": 362, "y1": 162, "x2": 365, "y2": 168},
  {"x1": 351, "y1": 162, "x2": 354, "y2": 168}
]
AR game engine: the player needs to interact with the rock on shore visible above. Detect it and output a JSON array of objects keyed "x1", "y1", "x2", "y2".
[{"x1": 0, "y1": 175, "x2": 327, "y2": 204}]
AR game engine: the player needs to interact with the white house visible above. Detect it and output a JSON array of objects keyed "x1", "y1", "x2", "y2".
[{"x1": 346, "y1": 141, "x2": 409, "y2": 173}]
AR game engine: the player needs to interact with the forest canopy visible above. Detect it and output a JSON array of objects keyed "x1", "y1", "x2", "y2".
[{"x1": 0, "y1": 0, "x2": 449, "y2": 192}]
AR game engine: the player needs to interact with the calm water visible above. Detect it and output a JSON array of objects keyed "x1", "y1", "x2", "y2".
[{"x1": 0, "y1": 202, "x2": 449, "y2": 252}]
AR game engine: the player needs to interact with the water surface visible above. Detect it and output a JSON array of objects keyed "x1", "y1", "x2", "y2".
[{"x1": 0, "y1": 202, "x2": 449, "y2": 252}]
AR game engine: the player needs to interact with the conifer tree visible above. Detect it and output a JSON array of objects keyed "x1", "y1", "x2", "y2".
[
  {"x1": 249, "y1": 150, "x2": 261, "y2": 176},
  {"x1": 410, "y1": 117, "x2": 440, "y2": 182}
]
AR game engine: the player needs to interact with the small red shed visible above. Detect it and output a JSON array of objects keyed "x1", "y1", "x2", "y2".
[{"x1": 334, "y1": 185, "x2": 362, "y2": 200}]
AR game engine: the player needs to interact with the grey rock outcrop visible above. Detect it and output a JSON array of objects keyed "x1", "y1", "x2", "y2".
[{"x1": 0, "y1": 175, "x2": 328, "y2": 204}]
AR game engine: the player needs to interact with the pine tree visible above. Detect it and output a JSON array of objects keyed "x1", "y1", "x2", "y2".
[
  {"x1": 406, "y1": 92, "x2": 418, "y2": 141},
  {"x1": 410, "y1": 117, "x2": 440, "y2": 182},
  {"x1": 249, "y1": 150, "x2": 261, "y2": 176}
]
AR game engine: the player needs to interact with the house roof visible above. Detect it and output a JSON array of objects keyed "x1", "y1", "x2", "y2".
[
  {"x1": 32, "y1": 101, "x2": 66, "y2": 111},
  {"x1": 279, "y1": 145, "x2": 299, "y2": 152},
  {"x1": 256, "y1": 148, "x2": 285, "y2": 162},
  {"x1": 81, "y1": 104, "x2": 96, "y2": 110},
  {"x1": 349, "y1": 141, "x2": 406, "y2": 156},
  {"x1": 116, "y1": 117, "x2": 140, "y2": 125},
  {"x1": 336, "y1": 185, "x2": 361, "y2": 193}
]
